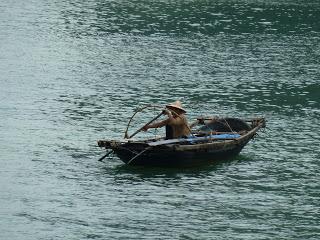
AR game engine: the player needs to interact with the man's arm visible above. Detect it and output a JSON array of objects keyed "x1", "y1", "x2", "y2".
[{"x1": 148, "y1": 118, "x2": 169, "y2": 129}]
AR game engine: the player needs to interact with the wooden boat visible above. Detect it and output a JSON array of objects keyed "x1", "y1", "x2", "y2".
[{"x1": 97, "y1": 110, "x2": 266, "y2": 167}]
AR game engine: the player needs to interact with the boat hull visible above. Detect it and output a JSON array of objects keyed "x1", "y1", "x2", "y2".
[{"x1": 114, "y1": 143, "x2": 247, "y2": 167}]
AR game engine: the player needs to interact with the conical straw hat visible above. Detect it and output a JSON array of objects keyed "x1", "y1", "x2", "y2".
[{"x1": 166, "y1": 100, "x2": 186, "y2": 113}]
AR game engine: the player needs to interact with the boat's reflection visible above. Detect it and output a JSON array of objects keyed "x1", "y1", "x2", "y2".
[{"x1": 108, "y1": 154, "x2": 253, "y2": 178}]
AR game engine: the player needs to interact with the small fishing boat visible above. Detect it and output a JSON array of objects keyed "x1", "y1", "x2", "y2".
[{"x1": 97, "y1": 105, "x2": 266, "y2": 167}]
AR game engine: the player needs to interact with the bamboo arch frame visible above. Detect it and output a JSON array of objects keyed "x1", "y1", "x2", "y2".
[
  {"x1": 124, "y1": 104, "x2": 163, "y2": 139},
  {"x1": 124, "y1": 104, "x2": 194, "y2": 139}
]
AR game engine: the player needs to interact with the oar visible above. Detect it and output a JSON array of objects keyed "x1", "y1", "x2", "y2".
[
  {"x1": 98, "y1": 150, "x2": 113, "y2": 162},
  {"x1": 127, "y1": 111, "x2": 164, "y2": 139}
]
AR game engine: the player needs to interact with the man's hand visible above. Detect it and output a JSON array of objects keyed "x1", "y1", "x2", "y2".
[{"x1": 162, "y1": 109, "x2": 170, "y2": 115}]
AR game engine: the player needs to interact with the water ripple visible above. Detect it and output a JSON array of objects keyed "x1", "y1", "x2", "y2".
[{"x1": 1, "y1": 0, "x2": 320, "y2": 239}]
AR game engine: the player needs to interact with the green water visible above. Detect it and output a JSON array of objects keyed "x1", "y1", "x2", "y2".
[{"x1": 0, "y1": 0, "x2": 319, "y2": 239}]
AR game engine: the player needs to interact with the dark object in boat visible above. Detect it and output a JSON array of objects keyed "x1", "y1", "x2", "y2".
[
  {"x1": 199, "y1": 117, "x2": 252, "y2": 133},
  {"x1": 97, "y1": 115, "x2": 266, "y2": 167}
]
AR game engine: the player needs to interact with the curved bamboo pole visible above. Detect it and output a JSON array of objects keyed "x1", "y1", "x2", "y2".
[{"x1": 124, "y1": 104, "x2": 163, "y2": 139}]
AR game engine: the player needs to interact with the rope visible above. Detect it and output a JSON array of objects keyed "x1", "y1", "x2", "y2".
[
  {"x1": 222, "y1": 119, "x2": 236, "y2": 133},
  {"x1": 127, "y1": 147, "x2": 152, "y2": 165}
]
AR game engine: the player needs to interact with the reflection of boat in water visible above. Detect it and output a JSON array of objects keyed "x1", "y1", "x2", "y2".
[{"x1": 97, "y1": 109, "x2": 266, "y2": 167}]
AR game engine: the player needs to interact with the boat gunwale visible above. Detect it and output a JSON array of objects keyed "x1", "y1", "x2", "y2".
[
  {"x1": 97, "y1": 118, "x2": 265, "y2": 152},
  {"x1": 172, "y1": 123, "x2": 262, "y2": 151}
]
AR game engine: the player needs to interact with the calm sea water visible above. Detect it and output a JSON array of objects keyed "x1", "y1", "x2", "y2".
[{"x1": 1, "y1": 0, "x2": 319, "y2": 239}]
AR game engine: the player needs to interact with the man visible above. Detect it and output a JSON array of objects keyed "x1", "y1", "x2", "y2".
[{"x1": 143, "y1": 101, "x2": 191, "y2": 139}]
